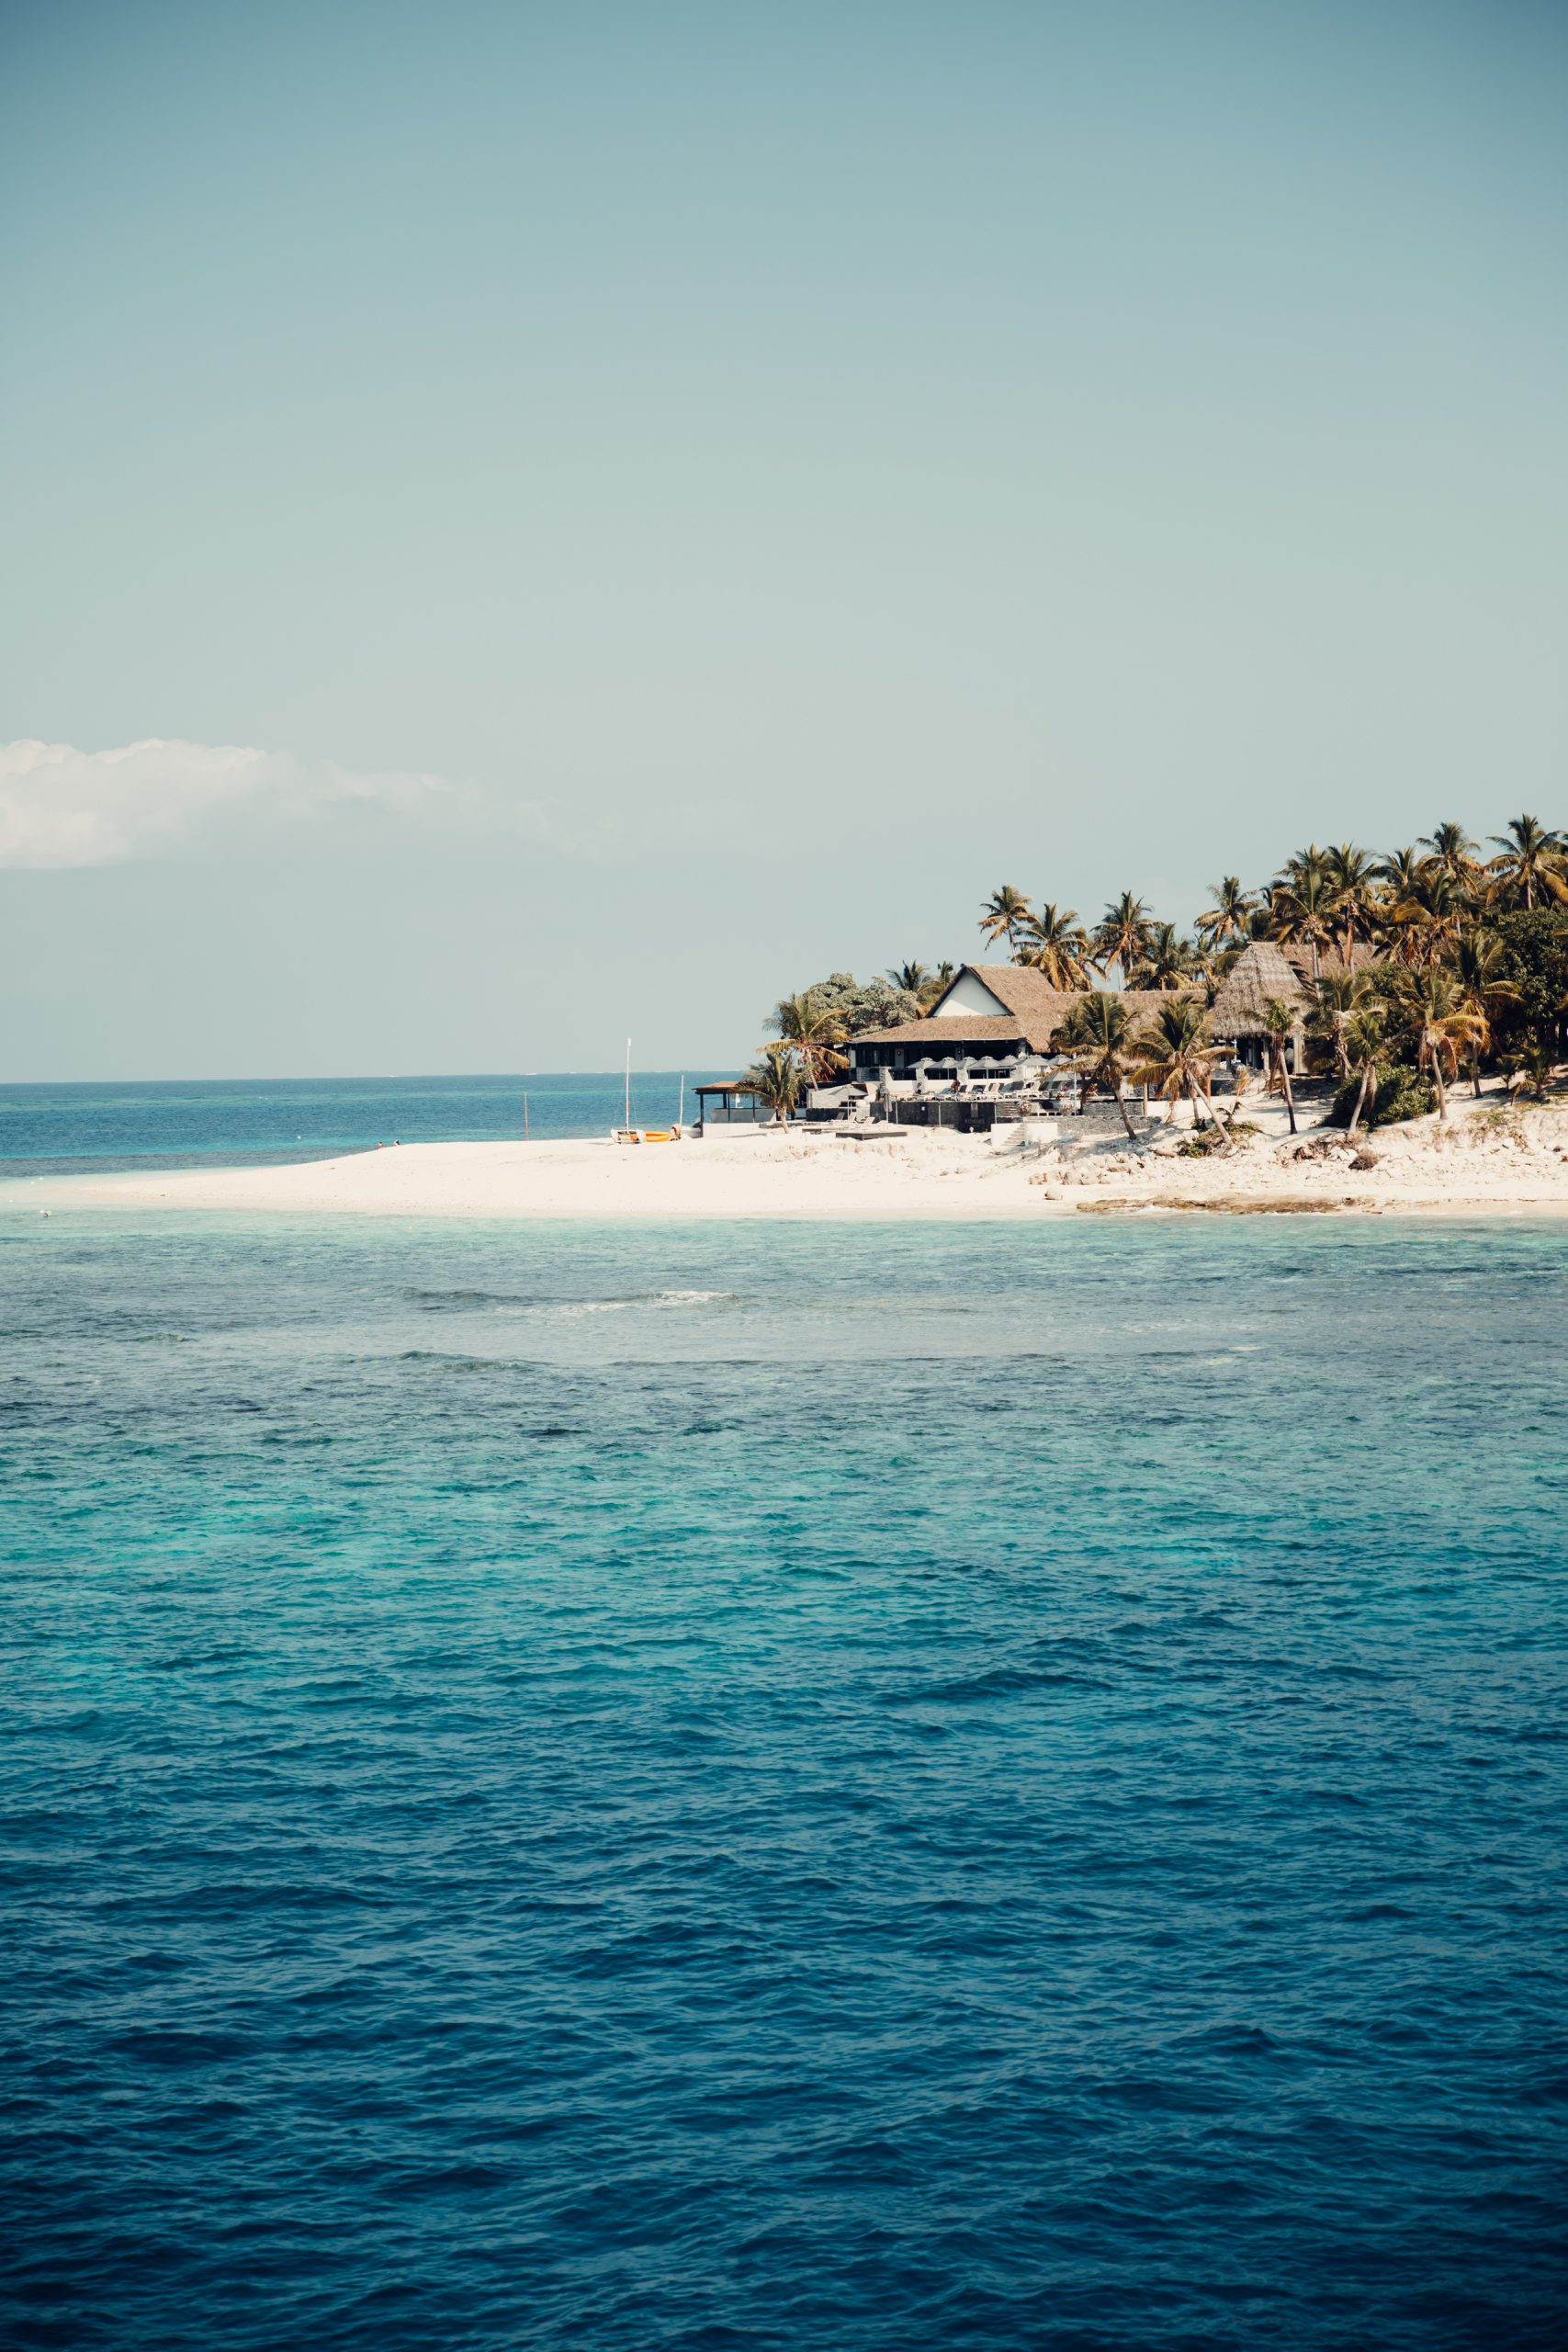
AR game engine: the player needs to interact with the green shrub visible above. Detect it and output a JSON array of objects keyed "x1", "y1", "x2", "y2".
[
  {"x1": 1495, "y1": 910, "x2": 1568, "y2": 1053},
  {"x1": 1329, "y1": 1063, "x2": 1434, "y2": 1128},
  {"x1": 1176, "y1": 1119, "x2": 1260, "y2": 1157}
]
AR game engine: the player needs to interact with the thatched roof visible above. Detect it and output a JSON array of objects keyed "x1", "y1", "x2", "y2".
[
  {"x1": 853, "y1": 982, "x2": 1202, "y2": 1055},
  {"x1": 945, "y1": 964, "x2": 1079, "y2": 1020},
  {"x1": 852, "y1": 1011, "x2": 1066, "y2": 1051},
  {"x1": 1281, "y1": 943, "x2": 1382, "y2": 981},
  {"x1": 1208, "y1": 941, "x2": 1308, "y2": 1038}
]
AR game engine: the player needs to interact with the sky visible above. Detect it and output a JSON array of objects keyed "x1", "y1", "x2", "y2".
[{"x1": 2, "y1": 0, "x2": 1564, "y2": 1079}]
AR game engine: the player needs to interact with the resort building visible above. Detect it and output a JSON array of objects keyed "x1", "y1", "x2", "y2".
[
  {"x1": 841, "y1": 964, "x2": 1187, "y2": 1087},
  {"x1": 844, "y1": 964, "x2": 1081, "y2": 1081},
  {"x1": 699, "y1": 939, "x2": 1362, "y2": 1132}
]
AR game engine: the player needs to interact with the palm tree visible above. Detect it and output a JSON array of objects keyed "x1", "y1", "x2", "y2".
[
  {"x1": 1259, "y1": 995, "x2": 1301, "y2": 1135},
  {"x1": 1420, "y1": 821, "x2": 1483, "y2": 898},
  {"x1": 739, "y1": 1043, "x2": 802, "y2": 1121},
  {"x1": 1324, "y1": 842, "x2": 1380, "y2": 967},
  {"x1": 1488, "y1": 814, "x2": 1568, "y2": 910},
  {"x1": 886, "y1": 960, "x2": 931, "y2": 997},
  {"x1": 1390, "y1": 968, "x2": 1484, "y2": 1123},
  {"x1": 1016, "y1": 902, "x2": 1094, "y2": 987},
  {"x1": 1504, "y1": 1040, "x2": 1559, "y2": 1102},
  {"x1": 1343, "y1": 1010, "x2": 1387, "y2": 1141},
  {"x1": 979, "y1": 885, "x2": 1032, "y2": 953},
  {"x1": 1386, "y1": 866, "x2": 1467, "y2": 970},
  {"x1": 1307, "y1": 967, "x2": 1371, "y2": 1078},
  {"x1": 1195, "y1": 876, "x2": 1256, "y2": 950},
  {"x1": 1185, "y1": 938, "x2": 1226, "y2": 996},
  {"x1": 766, "y1": 991, "x2": 848, "y2": 1086},
  {"x1": 1276, "y1": 843, "x2": 1333, "y2": 897},
  {"x1": 1127, "y1": 922, "x2": 1193, "y2": 990},
  {"x1": 1451, "y1": 931, "x2": 1519, "y2": 1097},
  {"x1": 1247, "y1": 885, "x2": 1282, "y2": 942},
  {"x1": 1131, "y1": 999, "x2": 1222, "y2": 1130},
  {"x1": 1375, "y1": 845, "x2": 1426, "y2": 922},
  {"x1": 1057, "y1": 993, "x2": 1142, "y2": 1142},
  {"x1": 1093, "y1": 891, "x2": 1155, "y2": 983},
  {"x1": 1266, "y1": 869, "x2": 1337, "y2": 982}
]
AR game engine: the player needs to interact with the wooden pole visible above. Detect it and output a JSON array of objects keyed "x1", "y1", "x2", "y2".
[{"x1": 625, "y1": 1039, "x2": 631, "y2": 1132}]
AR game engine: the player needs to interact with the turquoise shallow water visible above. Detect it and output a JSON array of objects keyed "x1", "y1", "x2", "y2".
[
  {"x1": 0, "y1": 1072, "x2": 719, "y2": 1175},
  {"x1": 2, "y1": 1212, "x2": 1565, "y2": 2348}
]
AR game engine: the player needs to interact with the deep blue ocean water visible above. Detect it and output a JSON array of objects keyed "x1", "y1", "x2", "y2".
[
  {"x1": 0, "y1": 1073, "x2": 721, "y2": 1177},
  {"x1": 2, "y1": 1209, "x2": 1564, "y2": 2349}
]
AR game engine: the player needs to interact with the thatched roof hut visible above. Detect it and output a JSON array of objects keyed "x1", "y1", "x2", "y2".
[{"x1": 1207, "y1": 941, "x2": 1308, "y2": 1041}]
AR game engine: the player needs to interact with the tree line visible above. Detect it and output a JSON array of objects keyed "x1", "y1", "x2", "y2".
[
  {"x1": 740, "y1": 816, "x2": 1568, "y2": 1130},
  {"x1": 973, "y1": 816, "x2": 1568, "y2": 988}
]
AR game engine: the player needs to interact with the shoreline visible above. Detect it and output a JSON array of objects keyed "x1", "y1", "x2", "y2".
[{"x1": 4, "y1": 1106, "x2": 1566, "y2": 1222}]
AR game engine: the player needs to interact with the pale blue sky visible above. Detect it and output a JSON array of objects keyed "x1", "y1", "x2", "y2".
[{"x1": 2, "y1": 0, "x2": 1564, "y2": 1077}]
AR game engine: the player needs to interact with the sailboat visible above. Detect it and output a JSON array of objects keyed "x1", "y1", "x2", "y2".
[{"x1": 614, "y1": 1043, "x2": 684, "y2": 1143}]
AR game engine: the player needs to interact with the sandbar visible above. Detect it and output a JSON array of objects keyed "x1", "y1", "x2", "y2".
[{"x1": 5, "y1": 1104, "x2": 1567, "y2": 1222}]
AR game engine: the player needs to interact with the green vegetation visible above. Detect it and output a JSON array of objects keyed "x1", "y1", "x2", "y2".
[
  {"x1": 757, "y1": 818, "x2": 1567, "y2": 1116},
  {"x1": 1131, "y1": 999, "x2": 1224, "y2": 1129},
  {"x1": 1495, "y1": 910, "x2": 1568, "y2": 1047},
  {"x1": 1057, "y1": 993, "x2": 1141, "y2": 1140},
  {"x1": 738, "y1": 1043, "x2": 802, "y2": 1120},
  {"x1": 974, "y1": 820, "x2": 1567, "y2": 998},
  {"x1": 1259, "y1": 997, "x2": 1301, "y2": 1135},
  {"x1": 1177, "y1": 1121, "x2": 1260, "y2": 1159},
  {"x1": 785, "y1": 972, "x2": 922, "y2": 1036},
  {"x1": 1329, "y1": 1064, "x2": 1435, "y2": 1129}
]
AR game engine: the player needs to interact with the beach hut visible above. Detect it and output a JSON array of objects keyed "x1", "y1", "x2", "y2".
[
  {"x1": 693, "y1": 1080, "x2": 774, "y2": 1132},
  {"x1": 1206, "y1": 941, "x2": 1310, "y2": 1069}
]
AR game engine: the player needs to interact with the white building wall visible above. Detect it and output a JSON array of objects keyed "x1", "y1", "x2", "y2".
[{"x1": 931, "y1": 968, "x2": 1013, "y2": 1018}]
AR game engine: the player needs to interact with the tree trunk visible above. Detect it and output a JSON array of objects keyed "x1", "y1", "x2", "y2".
[
  {"x1": 1280, "y1": 1055, "x2": 1298, "y2": 1136},
  {"x1": 1429, "y1": 1049, "x2": 1448, "y2": 1122},
  {"x1": 1112, "y1": 1081, "x2": 1139, "y2": 1143},
  {"x1": 1347, "y1": 1065, "x2": 1373, "y2": 1140}
]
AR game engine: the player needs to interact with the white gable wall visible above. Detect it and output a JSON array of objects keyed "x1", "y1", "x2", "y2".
[{"x1": 931, "y1": 967, "x2": 1014, "y2": 1018}]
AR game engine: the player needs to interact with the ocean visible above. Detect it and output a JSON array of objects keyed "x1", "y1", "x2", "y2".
[
  {"x1": 2, "y1": 1204, "x2": 1564, "y2": 2349},
  {"x1": 0, "y1": 1072, "x2": 722, "y2": 1178}
]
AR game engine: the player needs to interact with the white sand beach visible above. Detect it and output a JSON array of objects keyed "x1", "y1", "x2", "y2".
[{"x1": 6, "y1": 1102, "x2": 1568, "y2": 1221}]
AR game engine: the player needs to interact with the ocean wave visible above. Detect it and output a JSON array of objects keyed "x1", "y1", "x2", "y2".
[{"x1": 409, "y1": 1286, "x2": 739, "y2": 1317}]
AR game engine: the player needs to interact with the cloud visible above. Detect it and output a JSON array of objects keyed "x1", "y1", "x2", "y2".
[
  {"x1": 0, "y1": 737, "x2": 768, "y2": 872},
  {"x1": 0, "y1": 738, "x2": 469, "y2": 868}
]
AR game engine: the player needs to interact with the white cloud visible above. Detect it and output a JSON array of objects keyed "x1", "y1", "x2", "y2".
[
  {"x1": 0, "y1": 737, "x2": 469, "y2": 868},
  {"x1": 0, "y1": 737, "x2": 768, "y2": 870}
]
